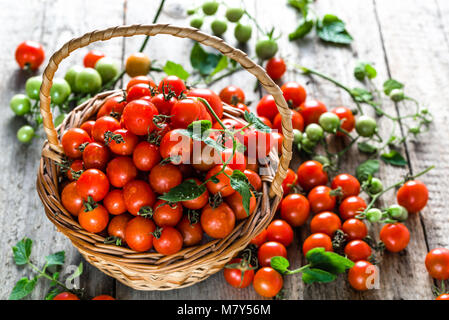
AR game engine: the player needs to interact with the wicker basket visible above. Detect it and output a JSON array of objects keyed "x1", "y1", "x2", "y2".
[{"x1": 36, "y1": 24, "x2": 293, "y2": 291}]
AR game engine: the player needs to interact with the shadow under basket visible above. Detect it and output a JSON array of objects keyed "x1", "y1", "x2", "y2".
[{"x1": 36, "y1": 24, "x2": 293, "y2": 291}]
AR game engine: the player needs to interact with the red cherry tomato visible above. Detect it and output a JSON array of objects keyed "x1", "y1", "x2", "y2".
[
  {"x1": 396, "y1": 180, "x2": 428, "y2": 213},
  {"x1": 225, "y1": 190, "x2": 256, "y2": 220},
  {"x1": 188, "y1": 88, "x2": 223, "y2": 121},
  {"x1": 298, "y1": 99, "x2": 327, "y2": 126},
  {"x1": 149, "y1": 163, "x2": 182, "y2": 194},
  {"x1": 281, "y1": 82, "x2": 307, "y2": 108},
  {"x1": 76, "y1": 168, "x2": 110, "y2": 201},
  {"x1": 342, "y1": 218, "x2": 368, "y2": 241},
  {"x1": 67, "y1": 160, "x2": 84, "y2": 181},
  {"x1": 258, "y1": 241, "x2": 288, "y2": 267},
  {"x1": 125, "y1": 216, "x2": 156, "y2": 252},
  {"x1": 53, "y1": 292, "x2": 79, "y2": 300},
  {"x1": 281, "y1": 168, "x2": 297, "y2": 194},
  {"x1": 256, "y1": 95, "x2": 278, "y2": 121},
  {"x1": 176, "y1": 214, "x2": 203, "y2": 246},
  {"x1": 436, "y1": 294, "x2": 449, "y2": 300},
  {"x1": 97, "y1": 96, "x2": 127, "y2": 119},
  {"x1": 425, "y1": 248, "x2": 449, "y2": 280},
  {"x1": 244, "y1": 130, "x2": 273, "y2": 159},
  {"x1": 82, "y1": 142, "x2": 110, "y2": 170},
  {"x1": 234, "y1": 102, "x2": 250, "y2": 113},
  {"x1": 92, "y1": 116, "x2": 121, "y2": 143},
  {"x1": 80, "y1": 121, "x2": 96, "y2": 137},
  {"x1": 308, "y1": 185, "x2": 336, "y2": 214},
  {"x1": 61, "y1": 182, "x2": 84, "y2": 216},
  {"x1": 258, "y1": 116, "x2": 273, "y2": 128},
  {"x1": 92, "y1": 295, "x2": 115, "y2": 300},
  {"x1": 271, "y1": 132, "x2": 283, "y2": 154},
  {"x1": 280, "y1": 193, "x2": 310, "y2": 227},
  {"x1": 107, "y1": 129, "x2": 138, "y2": 156},
  {"x1": 108, "y1": 213, "x2": 132, "y2": 242},
  {"x1": 103, "y1": 189, "x2": 127, "y2": 215},
  {"x1": 123, "y1": 180, "x2": 156, "y2": 215},
  {"x1": 310, "y1": 211, "x2": 341, "y2": 237},
  {"x1": 159, "y1": 129, "x2": 193, "y2": 164},
  {"x1": 296, "y1": 160, "x2": 328, "y2": 191},
  {"x1": 153, "y1": 227, "x2": 183, "y2": 255},
  {"x1": 221, "y1": 149, "x2": 246, "y2": 171},
  {"x1": 106, "y1": 156, "x2": 137, "y2": 188},
  {"x1": 266, "y1": 57, "x2": 286, "y2": 80},
  {"x1": 78, "y1": 203, "x2": 109, "y2": 233},
  {"x1": 219, "y1": 85, "x2": 245, "y2": 105},
  {"x1": 158, "y1": 76, "x2": 186, "y2": 96},
  {"x1": 180, "y1": 178, "x2": 209, "y2": 210},
  {"x1": 302, "y1": 233, "x2": 333, "y2": 255},
  {"x1": 126, "y1": 83, "x2": 152, "y2": 102},
  {"x1": 339, "y1": 196, "x2": 367, "y2": 221},
  {"x1": 150, "y1": 93, "x2": 177, "y2": 115},
  {"x1": 250, "y1": 229, "x2": 268, "y2": 247},
  {"x1": 122, "y1": 99, "x2": 159, "y2": 135},
  {"x1": 266, "y1": 220, "x2": 294, "y2": 247},
  {"x1": 200, "y1": 203, "x2": 235, "y2": 239},
  {"x1": 344, "y1": 240, "x2": 372, "y2": 262},
  {"x1": 348, "y1": 260, "x2": 376, "y2": 291},
  {"x1": 331, "y1": 106, "x2": 355, "y2": 134},
  {"x1": 244, "y1": 169, "x2": 262, "y2": 192},
  {"x1": 273, "y1": 110, "x2": 304, "y2": 134},
  {"x1": 132, "y1": 141, "x2": 161, "y2": 171},
  {"x1": 205, "y1": 165, "x2": 235, "y2": 197},
  {"x1": 224, "y1": 258, "x2": 255, "y2": 288},
  {"x1": 126, "y1": 75, "x2": 157, "y2": 92},
  {"x1": 170, "y1": 98, "x2": 204, "y2": 129},
  {"x1": 15, "y1": 41, "x2": 45, "y2": 70},
  {"x1": 379, "y1": 223, "x2": 410, "y2": 252},
  {"x1": 61, "y1": 128, "x2": 91, "y2": 159},
  {"x1": 253, "y1": 267, "x2": 283, "y2": 298},
  {"x1": 83, "y1": 50, "x2": 105, "y2": 68},
  {"x1": 331, "y1": 173, "x2": 360, "y2": 199},
  {"x1": 153, "y1": 200, "x2": 183, "y2": 227}
]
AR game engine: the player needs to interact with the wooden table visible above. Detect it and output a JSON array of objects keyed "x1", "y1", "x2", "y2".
[{"x1": 1, "y1": 0, "x2": 448, "y2": 300}]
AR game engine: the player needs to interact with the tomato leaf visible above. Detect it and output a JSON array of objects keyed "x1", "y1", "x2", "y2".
[
  {"x1": 45, "y1": 251, "x2": 65, "y2": 267},
  {"x1": 316, "y1": 14, "x2": 353, "y2": 44},
  {"x1": 159, "y1": 179, "x2": 207, "y2": 203},
  {"x1": 270, "y1": 256, "x2": 290, "y2": 274},
  {"x1": 9, "y1": 277, "x2": 37, "y2": 300},
  {"x1": 383, "y1": 79, "x2": 404, "y2": 95},
  {"x1": 354, "y1": 62, "x2": 377, "y2": 81},
  {"x1": 163, "y1": 61, "x2": 190, "y2": 81},
  {"x1": 45, "y1": 287, "x2": 60, "y2": 300},
  {"x1": 190, "y1": 43, "x2": 223, "y2": 76},
  {"x1": 179, "y1": 120, "x2": 225, "y2": 152},
  {"x1": 289, "y1": 19, "x2": 314, "y2": 41},
  {"x1": 380, "y1": 150, "x2": 407, "y2": 166},
  {"x1": 356, "y1": 159, "x2": 379, "y2": 182},
  {"x1": 305, "y1": 247, "x2": 354, "y2": 274},
  {"x1": 288, "y1": 0, "x2": 311, "y2": 16},
  {"x1": 210, "y1": 56, "x2": 228, "y2": 77},
  {"x1": 66, "y1": 262, "x2": 83, "y2": 282},
  {"x1": 12, "y1": 237, "x2": 33, "y2": 265},
  {"x1": 351, "y1": 88, "x2": 375, "y2": 104},
  {"x1": 357, "y1": 142, "x2": 378, "y2": 154},
  {"x1": 229, "y1": 170, "x2": 253, "y2": 217},
  {"x1": 244, "y1": 111, "x2": 272, "y2": 133},
  {"x1": 302, "y1": 267, "x2": 337, "y2": 284}
]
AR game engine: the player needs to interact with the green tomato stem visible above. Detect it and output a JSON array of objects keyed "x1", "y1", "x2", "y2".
[{"x1": 27, "y1": 261, "x2": 71, "y2": 292}]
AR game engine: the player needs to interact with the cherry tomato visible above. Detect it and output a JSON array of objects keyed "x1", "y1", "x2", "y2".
[
  {"x1": 103, "y1": 189, "x2": 127, "y2": 215},
  {"x1": 331, "y1": 106, "x2": 355, "y2": 134},
  {"x1": 106, "y1": 156, "x2": 137, "y2": 188},
  {"x1": 205, "y1": 165, "x2": 235, "y2": 197},
  {"x1": 153, "y1": 200, "x2": 183, "y2": 227},
  {"x1": 67, "y1": 160, "x2": 84, "y2": 181},
  {"x1": 188, "y1": 88, "x2": 224, "y2": 121},
  {"x1": 225, "y1": 190, "x2": 256, "y2": 220},
  {"x1": 296, "y1": 160, "x2": 328, "y2": 191},
  {"x1": 253, "y1": 267, "x2": 283, "y2": 298},
  {"x1": 92, "y1": 295, "x2": 115, "y2": 300},
  {"x1": 83, "y1": 50, "x2": 105, "y2": 68},
  {"x1": 298, "y1": 99, "x2": 327, "y2": 126},
  {"x1": 280, "y1": 193, "x2": 310, "y2": 227},
  {"x1": 123, "y1": 180, "x2": 156, "y2": 215},
  {"x1": 76, "y1": 169, "x2": 109, "y2": 201},
  {"x1": 281, "y1": 168, "x2": 297, "y2": 195},
  {"x1": 258, "y1": 116, "x2": 272, "y2": 128},
  {"x1": 150, "y1": 93, "x2": 177, "y2": 115},
  {"x1": 273, "y1": 110, "x2": 304, "y2": 134},
  {"x1": 80, "y1": 121, "x2": 95, "y2": 138},
  {"x1": 126, "y1": 83, "x2": 152, "y2": 102},
  {"x1": 221, "y1": 149, "x2": 246, "y2": 171},
  {"x1": 339, "y1": 196, "x2": 367, "y2": 221},
  {"x1": 170, "y1": 98, "x2": 204, "y2": 129},
  {"x1": 159, "y1": 129, "x2": 193, "y2": 164},
  {"x1": 308, "y1": 185, "x2": 336, "y2": 214},
  {"x1": 310, "y1": 211, "x2": 341, "y2": 237},
  {"x1": 266, "y1": 57, "x2": 286, "y2": 80},
  {"x1": 200, "y1": 203, "x2": 235, "y2": 239},
  {"x1": 244, "y1": 169, "x2": 262, "y2": 191},
  {"x1": 436, "y1": 293, "x2": 449, "y2": 300},
  {"x1": 107, "y1": 129, "x2": 138, "y2": 156},
  {"x1": 302, "y1": 233, "x2": 333, "y2": 255},
  {"x1": 244, "y1": 130, "x2": 273, "y2": 159},
  {"x1": 224, "y1": 258, "x2": 255, "y2": 288},
  {"x1": 125, "y1": 216, "x2": 155, "y2": 252},
  {"x1": 126, "y1": 76, "x2": 157, "y2": 92},
  {"x1": 250, "y1": 229, "x2": 268, "y2": 247},
  {"x1": 61, "y1": 182, "x2": 84, "y2": 216},
  {"x1": 82, "y1": 142, "x2": 110, "y2": 170},
  {"x1": 125, "y1": 52, "x2": 151, "y2": 77},
  {"x1": 92, "y1": 116, "x2": 121, "y2": 143},
  {"x1": 176, "y1": 214, "x2": 203, "y2": 246},
  {"x1": 122, "y1": 99, "x2": 159, "y2": 135},
  {"x1": 348, "y1": 260, "x2": 376, "y2": 291},
  {"x1": 344, "y1": 240, "x2": 372, "y2": 262},
  {"x1": 191, "y1": 143, "x2": 221, "y2": 172},
  {"x1": 341, "y1": 219, "x2": 367, "y2": 241},
  {"x1": 266, "y1": 220, "x2": 294, "y2": 247},
  {"x1": 396, "y1": 180, "x2": 428, "y2": 213},
  {"x1": 425, "y1": 248, "x2": 449, "y2": 280},
  {"x1": 331, "y1": 174, "x2": 360, "y2": 199},
  {"x1": 219, "y1": 85, "x2": 245, "y2": 105},
  {"x1": 15, "y1": 41, "x2": 45, "y2": 70},
  {"x1": 379, "y1": 223, "x2": 410, "y2": 252},
  {"x1": 234, "y1": 102, "x2": 250, "y2": 113},
  {"x1": 180, "y1": 178, "x2": 209, "y2": 210},
  {"x1": 281, "y1": 82, "x2": 307, "y2": 108},
  {"x1": 132, "y1": 141, "x2": 161, "y2": 171},
  {"x1": 258, "y1": 241, "x2": 288, "y2": 267},
  {"x1": 153, "y1": 227, "x2": 183, "y2": 255},
  {"x1": 149, "y1": 163, "x2": 182, "y2": 194},
  {"x1": 107, "y1": 213, "x2": 132, "y2": 241},
  {"x1": 256, "y1": 95, "x2": 278, "y2": 121},
  {"x1": 78, "y1": 203, "x2": 109, "y2": 233},
  {"x1": 96, "y1": 96, "x2": 126, "y2": 119},
  {"x1": 158, "y1": 76, "x2": 186, "y2": 96},
  {"x1": 53, "y1": 292, "x2": 79, "y2": 300},
  {"x1": 61, "y1": 128, "x2": 91, "y2": 159}
]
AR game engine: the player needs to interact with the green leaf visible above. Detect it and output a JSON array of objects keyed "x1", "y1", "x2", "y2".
[
  {"x1": 289, "y1": 20, "x2": 314, "y2": 41},
  {"x1": 67, "y1": 262, "x2": 83, "y2": 282},
  {"x1": 381, "y1": 150, "x2": 407, "y2": 166},
  {"x1": 357, "y1": 142, "x2": 378, "y2": 154},
  {"x1": 230, "y1": 170, "x2": 253, "y2": 217},
  {"x1": 302, "y1": 267, "x2": 337, "y2": 284},
  {"x1": 354, "y1": 62, "x2": 377, "y2": 81},
  {"x1": 190, "y1": 43, "x2": 223, "y2": 76},
  {"x1": 288, "y1": 0, "x2": 311, "y2": 15},
  {"x1": 163, "y1": 61, "x2": 190, "y2": 81},
  {"x1": 50, "y1": 272, "x2": 60, "y2": 287},
  {"x1": 305, "y1": 247, "x2": 354, "y2": 274},
  {"x1": 45, "y1": 251, "x2": 65, "y2": 267},
  {"x1": 9, "y1": 277, "x2": 37, "y2": 300},
  {"x1": 316, "y1": 14, "x2": 353, "y2": 44},
  {"x1": 210, "y1": 56, "x2": 228, "y2": 77},
  {"x1": 244, "y1": 111, "x2": 272, "y2": 133},
  {"x1": 356, "y1": 159, "x2": 380, "y2": 182},
  {"x1": 383, "y1": 79, "x2": 404, "y2": 95},
  {"x1": 179, "y1": 120, "x2": 225, "y2": 152},
  {"x1": 270, "y1": 256, "x2": 290, "y2": 274},
  {"x1": 159, "y1": 179, "x2": 207, "y2": 203},
  {"x1": 12, "y1": 237, "x2": 33, "y2": 265},
  {"x1": 45, "y1": 287, "x2": 60, "y2": 300},
  {"x1": 351, "y1": 88, "x2": 374, "y2": 103}
]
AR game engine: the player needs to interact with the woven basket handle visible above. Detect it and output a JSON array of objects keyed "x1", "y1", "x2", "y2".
[{"x1": 39, "y1": 24, "x2": 292, "y2": 198}]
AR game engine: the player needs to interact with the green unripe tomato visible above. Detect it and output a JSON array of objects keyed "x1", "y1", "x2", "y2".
[
  {"x1": 187, "y1": 9, "x2": 196, "y2": 15},
  {"x1": 366, "y1": 208, "x2": 382, "y2": 223},
  {"x1": 202, "y1": 1, "x2": 219, "y2": 15},
  {"x1": 64, "y1": 65, "x2": 84, "y2": 93},
  {"x1": 50, "y1": 78, "x2": 71, "y2": 105},
  {"x1": 234, "y1": 24, "x2": 252, "y2": 43},
  {"x1": 389, "y1": 88, "x2": 405, "y2": 102},
  {"x1": 211, "y1": 20, "x2": 228, "y2": 36},
  {"x1": 301, "y1": 136, "x2": 316, "y2": 153},
  {"x1": 319, "y1": 112, "x2": 340, "y2": 133},
  {"x1": 355, "y1": 115, "x2": 377, "y2": 137},
  {"x1": 225, "y1": 8, "x2": 244, "y2": 22},
  {"x1": 387, "y1": 204, "x2": 408, "y2": 221},
  {"x1": 255, "y1": 39, "x2": 278, "y2": 60},
  {"x1": 17, "y1": 125, "x2": 35, "y2": 143},
  {"x1": 367, "y1": 177, "x2": 383, "y2": 194},
  {"x1": 305, "y1": 123, "x2": 324, "y2": 141},
  {"x1": 95, "y1": 57, "x2": 118, "y2": 83},
  {"x1": 293, "y1": 129, "x2": 302, "y2": 144},
  {"x1": 10, "y1": 94, "x2": 32, "y2": 116},
  {"x1": 75, "y1": 68, "x2": 102, "y2": 94},
  {"x1": 25, "y1": 76, "x2": 42, "y2": 100},
  {"x1": 190, "y1": 17, "x2": 204, "y2": 29},
  {"x1": 296, "y1": 141, "x2": 302, "y2": 152},
  {"x1": 313, "y1": 155, "x2": 331, "y2": 166}
]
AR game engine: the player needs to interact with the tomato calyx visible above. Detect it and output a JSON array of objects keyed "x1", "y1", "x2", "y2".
[
  {"x1": 151, "y1": 226, "x2": 163, "y2": 239},
  {"x1": 83, "y1": 196, "x2": 98, "y2": 212},
  {"x1": 104, "y1": 131, "x2": 124, "y2": 146},
  {"x1": 138, "y1": 206, "x2": 154, "y2": 218},
  {"x1": 187, "y1": 209, "x2": 200, "y2": 225},
  {"x1": 77, "y1": 142, "x2": 89, "y2": 153},
  {"x1": 147, "y1": 131, "x2": 163, "y2": 146},
  {"x1": 153, "y1": 114, "x2": 173, "y2": 129},
  {"x1": 225, "y1": 256, "x2": 257, "y2": 287},
  {"x1": 331, "y1": 229, "x2": 347, "y2": 254},
  {"x1": 329, "y1": 187, "x2": 344, "y2": 198},
  {"x1": 104, "y1": 236, "x2": 123, "y2": 246},
  {"x1": 208, "y1": 192, "x2": 223, "y2": 208}
]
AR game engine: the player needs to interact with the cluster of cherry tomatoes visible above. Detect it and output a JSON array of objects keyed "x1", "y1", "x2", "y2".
[{"x1": 52, "y1": 292, "x2": 114, "y2": 300}]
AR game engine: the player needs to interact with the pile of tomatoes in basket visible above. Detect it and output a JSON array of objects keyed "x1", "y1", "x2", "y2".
[{"x1": 59, "y1": 74, "x2": 272, "y2": 256}]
